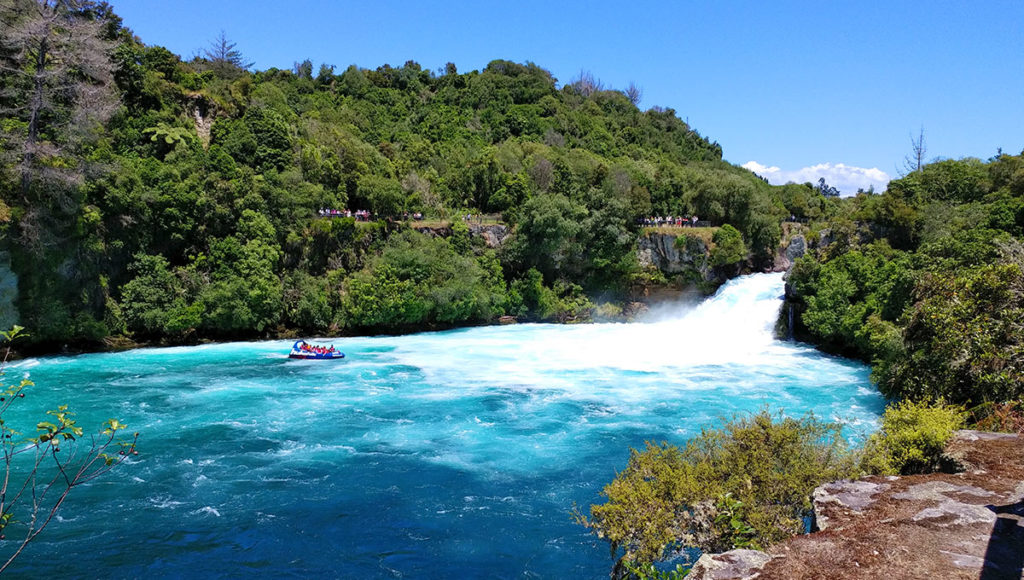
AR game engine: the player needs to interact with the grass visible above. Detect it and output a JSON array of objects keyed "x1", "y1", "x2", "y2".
[
  {"x1": 409, "y1": 219, "x2": 451, "y2": 229},
  {"x1": 642, "y1": 226, "x2": 718, "y2": 245}
]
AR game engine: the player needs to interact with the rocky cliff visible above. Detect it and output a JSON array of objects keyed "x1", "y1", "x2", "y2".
[
  {"x1": 411, "y1": 223, "x2": 510, "y2": 249},
  {"x1": 690, "y1": 430, "x2": 1024, "y2": 579},
  {"x1": 636, "y1": 231, "x2": 730, "y2": 289}
]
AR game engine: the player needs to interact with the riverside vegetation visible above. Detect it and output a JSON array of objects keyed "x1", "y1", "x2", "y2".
[
  {"x1": 2, "y1": 1, "x2": 1023, "y2": 577},
  {"x1": 0, "y1": 0, "x2": 812, "y2": 353},
  {"x1": 584, "y1": 149, "x2": 1024, "y2": 577}
]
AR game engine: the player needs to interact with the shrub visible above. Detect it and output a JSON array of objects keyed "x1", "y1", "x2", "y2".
[
  {"x1": 969, "y1": 400, "x2": 1024, "y2": 434},
  {"x1": 860, "y1": 399, "x2": 966, "y2": 475},
  {"x1": 710, "y1": 224, "x2": 746, "y2": 267},
  {"x1": 578, "y1": 410, "x2": 856, "y2": 578}
]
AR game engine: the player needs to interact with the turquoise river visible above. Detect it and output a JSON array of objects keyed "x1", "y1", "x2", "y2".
[{"x1": 4, "y1": 272, "x2": 884, "y2": 578}]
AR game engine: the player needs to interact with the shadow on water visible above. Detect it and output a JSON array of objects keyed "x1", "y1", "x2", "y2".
[{"x1": 979, "y1": 501, "x2": 1024, "y2": 580}]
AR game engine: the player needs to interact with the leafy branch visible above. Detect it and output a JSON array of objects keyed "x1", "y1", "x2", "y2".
[{"x1": 0, "y1": 326, "x2": 138, "y2": 573}]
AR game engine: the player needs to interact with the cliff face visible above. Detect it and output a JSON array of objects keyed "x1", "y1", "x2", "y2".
[
  {"x1": 637, "y1": 232, "x2": 729, "y2": 289},
  {"x1": 637, "y1": 232, "x2": 706, "y2": 274},
  {"x1": 772, "y1": 234, "x2": 807, "y2": 272},
  {"x1": 690, "y1": 430, "x2": 1024, "y2": 579},
  {"x1": 411, "y1": 224, "x2": 510, "y2": 249}
]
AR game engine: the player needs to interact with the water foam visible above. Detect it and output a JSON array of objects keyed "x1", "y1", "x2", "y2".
[{"x1": 9, "y1": 273, "x2": 883, "y2": 578}]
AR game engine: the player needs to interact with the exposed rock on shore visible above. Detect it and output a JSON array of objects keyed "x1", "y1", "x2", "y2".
[{"x1": 689, "y1": 430, "x2": 1024, "y2": 579}]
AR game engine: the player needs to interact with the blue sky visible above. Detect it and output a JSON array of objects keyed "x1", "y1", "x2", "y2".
[{"x1": 112, "y1": 0, "x2": 1024, "y2": 194}]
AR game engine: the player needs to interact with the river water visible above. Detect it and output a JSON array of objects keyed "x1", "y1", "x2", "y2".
[{"x1": 4, "y1": 272, "x2": 883, "y2": 578}]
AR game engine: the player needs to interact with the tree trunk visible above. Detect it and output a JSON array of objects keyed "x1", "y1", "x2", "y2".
[{"x1": 20, "y1": 17, "x2": 49, "y2": 201}]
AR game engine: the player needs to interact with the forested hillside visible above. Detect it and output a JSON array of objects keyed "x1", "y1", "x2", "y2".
[
  {"x1": 0, "y1": 1, "x2": 822, "y2": 350},
  {"x1": 584, "y1": 153, "x2": 1024, "y2": 578},
  {"x1": 787, "y1": 153, "x2": 1024, "y2": 405}
]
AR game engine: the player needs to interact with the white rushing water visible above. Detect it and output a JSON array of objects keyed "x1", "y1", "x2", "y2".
[{"x1": 6, "y1": 272, "x2": 883, "y2": 578}]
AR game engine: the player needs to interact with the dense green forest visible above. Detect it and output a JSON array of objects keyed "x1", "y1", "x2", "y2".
[
  {"x1": 5, "y1": 2, "x2": 1024, "y2": 578},
  {"x1": 785, "y1": 152, "x2": 1024, "y2": 406},
  {"x1": 0, "y1": 0, "x2": 821, "y2": 351},
  {"x1": 581, "y1": 151, "x2": 1024, "y2": 577}
]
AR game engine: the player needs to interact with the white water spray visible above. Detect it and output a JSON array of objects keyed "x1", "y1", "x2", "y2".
[{"x1": 392, "y1": 272, "x2": 790, "y2": 380}]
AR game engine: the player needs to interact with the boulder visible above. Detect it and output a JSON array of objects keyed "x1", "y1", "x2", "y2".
[
  {"x1": 0, "y1": 251, "x2": 19, "y2": 330},
  {"x1": 688, "y1": 549, "x2": 773, "y2": 580},
  {"x1": 785, "y1": 235, "x2": 806, "y2": 262},
  {"x1": 637, "y1": 232, "x2": 688, "y2": 274},
  {"x1": 813, "y1": 479, "x2": 892, "y2": 531}
]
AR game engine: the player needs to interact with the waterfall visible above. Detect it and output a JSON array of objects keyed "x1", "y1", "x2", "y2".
[
  {"x1": 9, "y1": 271, "x2": 882, "y2": 579},
  {"x1": 788, "y1": 302, "x2": 795, "y2": 341}
]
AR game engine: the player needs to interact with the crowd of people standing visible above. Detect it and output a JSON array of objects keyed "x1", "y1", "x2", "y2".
[
  {"x1": 640, "y1": 215, "x2": 704, "y2": 227},
  {"x1": 318, "y1": 209, "x2": 425, "y2": 221}
]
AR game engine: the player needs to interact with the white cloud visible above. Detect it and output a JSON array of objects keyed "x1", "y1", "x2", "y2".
[{"x1": 742, "y1": 161, "x2": 890, "y2": 196}]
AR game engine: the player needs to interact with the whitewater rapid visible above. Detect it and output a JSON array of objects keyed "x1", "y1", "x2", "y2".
[{"x1": 5, "y1": 272, "x2": 883, "y2": 577}]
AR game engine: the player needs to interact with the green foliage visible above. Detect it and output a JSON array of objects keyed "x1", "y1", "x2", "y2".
[
  {"x1": 0, "y1": 4, "x2": 819, "y2": 347},
  {"x1": 506, "y1": 193, "x2": 586, "y2": 280},
  {"x1": 579, "y1": 410, "x2": 856, "y2": 576},
  {"x1": 860, "y1": 399, "x2": 966, "y2": 475},
  {"x1": 624, "y1": 562, "x2": 690, "y2": 580},
  {"x1": 358, "y1": 174, "x2": 405, "y2": 216},
  {"x1": 120, "y1": 253, "x2": 192, "y2": 336},
  {"x1": 713, "y1": 493, "x2": 759, "y2": 550},
  {"x1": 282, "y1": 271, "x2": 334, "y2": 331},
  {"x1": 877, "y1": 259, "x2": 1024, "y2": 404},
  {"x1": 0, "y1": 328, "x2": 138, "y2": 573},
  {"x1": 789, "y1": 149, "x2": 1024, "y2": 408},
  {"x1": 710, "y1": 224, "x2": 746, "y2": 267},
  {"x1": 341, "y1": 231, "x2": 509, "y2": 329}
]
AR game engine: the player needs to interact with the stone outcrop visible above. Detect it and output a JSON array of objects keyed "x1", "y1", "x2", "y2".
[
  {"x1": 410, "y1": 224, "x2": 509, "y2": 248},
  {"x1": 188, "y1": 93, "x2": 214, "y2": 148},
  {"x1": 468, "y1": 224, "x2": 509, "y2": 248},
  {"x1": 688, "y1": 430, "x2": 1024, "y2": 579},
  {"x1": 689, "y1": 550, "x2": 774, "y2": 580},
  {"x1": 636, "y1": 232, "x2": 729, "y2": 289},
  {"x1": 773, "y1": 234, "x2": 806, "y2": 272},
  {"x1": 637, "y1": 232, "x2": 705, "y2": 275}
]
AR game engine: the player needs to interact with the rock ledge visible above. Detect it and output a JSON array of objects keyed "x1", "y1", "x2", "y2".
[{"x1": 690, "y1": 430, "x2": 1024, "y2": 579}]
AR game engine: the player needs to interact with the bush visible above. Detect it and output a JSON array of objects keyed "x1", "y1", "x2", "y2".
[
  {"x1": 710, "y1": 224, "x2": 746, "y2": 267},
  {"x1": 969, "y1": 400, "x2": 1024, "y2": 434},
  {"x1": 860, "y1": 399, "x2": 966, "y2": 475},
  {"x1": 578, "y1": 410, "x2": 856, "y2": 578}
]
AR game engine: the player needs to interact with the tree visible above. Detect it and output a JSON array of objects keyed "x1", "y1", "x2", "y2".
[
  {"x1": 710, "y1": 223, "x2": 747, "y2": 267},
  {"x1": 569, "y1": 69, "x2": 603, "y2": 97},
  {"x1": 202, "y1": 30, "x2": 251, "y2": 78},
  {"x1": 816, "y1": 177, "x2": 840, "y2": 198},
  {"x1": 0, "y1": 0, "x2": 118, "y2": 225},
  {"x1": 293, "y1": 58, "x2": 312, "y2": 79},
  {"x1": 508, "y1": 192, "x2": 587, "y2": 279},
  {"x1": 624, "y1": 81, "x2": 642, "y2": 106},
  {"x1": 0, "y1": 326, "x2": 138, "y2": 573},
  {"x1": 358, "y1": 175, "x2": 405, "y2": 217},
  {"x1": 902, "y1": 127, "x2": 927, "y2": 175}
]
